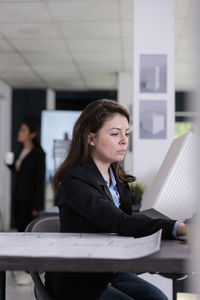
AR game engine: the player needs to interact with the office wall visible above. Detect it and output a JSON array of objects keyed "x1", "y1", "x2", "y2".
[{"x1": 0, "y1": 80, "x2": 12, "y2": 230}]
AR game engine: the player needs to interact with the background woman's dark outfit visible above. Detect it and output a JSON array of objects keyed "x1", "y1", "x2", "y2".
[
  {"x1": 45, "y1": 157, "x2": 175, "y2": 300},
  {"x1": 9, "y1": 146, "x2": 45, "y2": 231}
]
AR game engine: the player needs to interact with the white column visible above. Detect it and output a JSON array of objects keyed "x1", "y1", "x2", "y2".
[
  {"x1": 45, "y1": 88, "x2": 56, "y2": 207},
  {"x1": 118, "y1": 72, "x2": 133, "y2": 174},
  {"x1": 132, "y1": 1, "x2": 174, "y2": 298},
  {"x1": 0, "y1": 80, "x2": 12, "y2": 230},
  {"x1": 132, "y1": 0, "x2": 175, "y2": 189},
  {"x1": 46, "y1": 88, "x2": 55, "y2": 110}
]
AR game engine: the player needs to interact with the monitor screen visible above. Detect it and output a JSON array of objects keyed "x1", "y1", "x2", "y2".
[
  {"x1": 41, "y1": 110, "x2": 81, "y2": 183},
  {"x1": 141, "y1": 131, "x2": 200, "y2": 220}
]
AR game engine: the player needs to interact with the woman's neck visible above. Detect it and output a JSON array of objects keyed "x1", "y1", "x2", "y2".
[
  {"x1": 23, "y1": 140, "x2": 34, "y2": 149},
  {"x1": 91, "y1": 156, "x2": 111, "y2": 182}
]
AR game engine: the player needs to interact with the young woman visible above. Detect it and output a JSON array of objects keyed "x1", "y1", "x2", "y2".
[
  {"x1": 45, "y1": 99, "x2": 186, "y2": 300},
  {"x1": 7, "y1": 120, "x2": 45, "y2": 232}
]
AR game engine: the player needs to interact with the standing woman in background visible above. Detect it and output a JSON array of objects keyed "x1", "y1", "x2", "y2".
[{"x1": 7, "y1": 120, "x2": 45, "y2": 232}]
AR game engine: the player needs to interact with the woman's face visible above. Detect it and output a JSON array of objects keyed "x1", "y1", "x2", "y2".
[
  {"x1": 88, "y1": 113, "x2": 130, "y2": 164},
  {"x1": 17, "y1": 124, "x2": 34, "y2": 143}
]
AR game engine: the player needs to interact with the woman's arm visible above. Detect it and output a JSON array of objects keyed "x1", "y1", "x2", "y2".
[
  {"x1": 5, "y1": 161, "x2": 16, "y2": 173},
  {"x1": 176, "y1": 222, "x2": 187, "y2": 236},
  {"x1": 59, "y1": 174, "x2": 176, "y2": 239}
]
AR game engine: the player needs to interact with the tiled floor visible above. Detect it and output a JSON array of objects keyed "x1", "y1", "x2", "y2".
[
  {"x1": 6, "y1": 271, "x2": 35, "y2": 300},
  {"x1": 5, "y1": 271, "x2": 198, "y2": 300},
  {"x1": 178, "y1": 294, "x2": 199, "y2": 300}
]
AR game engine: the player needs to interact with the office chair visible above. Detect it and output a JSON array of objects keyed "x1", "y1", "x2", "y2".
[{"x1": 25, "y1": 216, "x2": 60, "y2": 300}]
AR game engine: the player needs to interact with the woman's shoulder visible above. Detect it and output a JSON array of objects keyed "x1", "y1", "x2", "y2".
[
  {"x1": 62, "y1": 158, "x2": 104, "y2": 186},
  {"x1": 62, "y1": 164, "x2": 87, "y2": 181},
  {"x1": 32, "y1": 145, "x2": 45, "y2": 156}
]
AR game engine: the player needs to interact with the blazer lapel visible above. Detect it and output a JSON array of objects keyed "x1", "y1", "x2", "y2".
[
  {"x1": 117, "y1": 182, "x2": 132, "y2": 215},
  {"x1": 84, "y1": 157, "x2": 114, "y2": 203},
  {"x1": 83, "y1": 157, "x2": 132, "y2": 212},
  {"x1": 102, "y1": 184, "x2": 114, "y2": 203}
]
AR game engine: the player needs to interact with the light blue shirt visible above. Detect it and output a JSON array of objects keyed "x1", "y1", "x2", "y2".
[
  {"x1": 172, "y1": 221, "x2": 180, "y2": 238},
  {"x1": 103, "y1": 167, "x2": 120, "y2": 208},
  {"x1": 103, "y1": 167, "x2": 179, "y2": 238}
]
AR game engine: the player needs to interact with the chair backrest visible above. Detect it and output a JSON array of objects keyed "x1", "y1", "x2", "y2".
[
  {"x1": 25, "y1": 216, "x2": 60, "y2": 233},
  {"x1": 25, "y1": 216, "x2": 60, "y2": 300}
]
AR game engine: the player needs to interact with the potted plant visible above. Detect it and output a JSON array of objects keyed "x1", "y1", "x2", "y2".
[{"x1": 129, "y1": 181, "x2": 146, "y2": 212}]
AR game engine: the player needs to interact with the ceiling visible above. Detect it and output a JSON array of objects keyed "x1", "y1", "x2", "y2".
[{"x1": 0, "y1": 0, "x2": 198, "y2": 91}]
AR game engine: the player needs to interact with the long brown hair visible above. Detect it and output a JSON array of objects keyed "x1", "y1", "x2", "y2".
[
  {"x1": 23, "y1": 120, "x2": 41, "y2": 148},
  {"x1": 52, "y1": 99, "x2": 135, "y2": 193}
]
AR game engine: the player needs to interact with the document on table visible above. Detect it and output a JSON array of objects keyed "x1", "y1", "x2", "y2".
[{"x1": 0, "y1": 230, "x2": 161, "y2": 259}]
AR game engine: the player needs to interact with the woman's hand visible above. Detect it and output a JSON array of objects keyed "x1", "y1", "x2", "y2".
[
  {"x1": 32, "y1": 209, "x2": 39, "y2": 216},
  {"x1": 176, "y1": 222, "x2": 187, "y2": 236}
]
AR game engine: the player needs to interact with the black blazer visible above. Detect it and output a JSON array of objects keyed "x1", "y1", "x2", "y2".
[
  {"x1": 10, "y1": 146, "x2": 45, "y2": 211},
  {"x1": 45, "y1": 157, "x2": 176, "y2": 300},
  {"x1": 58, "y1": 157, "x2": 175, "y2": 238}
]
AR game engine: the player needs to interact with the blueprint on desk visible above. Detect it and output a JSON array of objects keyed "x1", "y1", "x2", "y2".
[{"x1": 0, "y1": 230, "x2": 161, "y2": 260}]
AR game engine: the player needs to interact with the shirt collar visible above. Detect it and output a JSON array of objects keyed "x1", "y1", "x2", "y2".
[{"x1": 103, "y1": 167, "x2": 117, "y2": 188}]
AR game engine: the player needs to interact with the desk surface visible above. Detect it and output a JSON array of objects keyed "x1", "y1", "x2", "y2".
[{"x1": 0, "y1": 233, "x2": 191, "y2": 275}]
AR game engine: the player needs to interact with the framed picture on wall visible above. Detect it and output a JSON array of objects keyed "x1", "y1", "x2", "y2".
[
  {"x1": 140, "y1": 54, "x2": 167, "y2": 93},
  {"x1": 139, "y1": 100, "x2": 167, "y2": 139}
]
